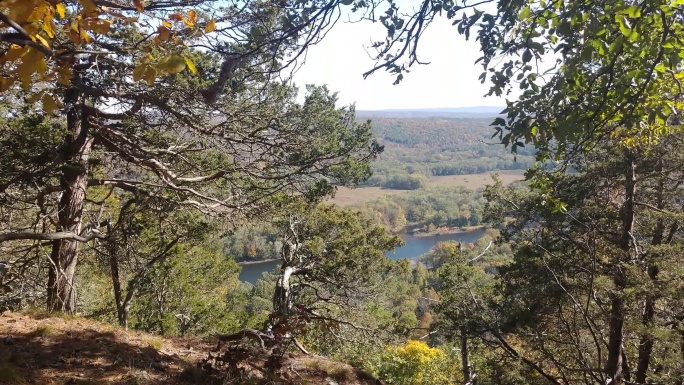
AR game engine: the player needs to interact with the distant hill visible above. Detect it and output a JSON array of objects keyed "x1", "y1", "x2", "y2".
[
  {"x1": 356, "y1": 106, "x2": 504, "y2": 118},
  {"x1": 361, "y1": 116, "x2": 535, "y2": 189}
]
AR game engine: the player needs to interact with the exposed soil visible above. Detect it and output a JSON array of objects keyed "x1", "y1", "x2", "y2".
[{"x1": 0, "y1": 311, "x2": 382, "y2": 385}]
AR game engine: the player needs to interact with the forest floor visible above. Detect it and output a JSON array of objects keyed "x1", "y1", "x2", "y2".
[
  {"x1": 330, "y1": 170, "x2": 525, "y2": 206},
  {"x1": 0, "y1": 311, "x2": 382, "y2": 385}
]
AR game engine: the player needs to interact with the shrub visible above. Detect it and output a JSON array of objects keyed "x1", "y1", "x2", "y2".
[{"x1": 378, "y1": 340, "x2": 457, "y2": 385}]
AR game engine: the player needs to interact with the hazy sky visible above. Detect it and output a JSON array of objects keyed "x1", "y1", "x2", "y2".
[{"x1": 292, "y1": 15, "x2": 509, "y2": 110}]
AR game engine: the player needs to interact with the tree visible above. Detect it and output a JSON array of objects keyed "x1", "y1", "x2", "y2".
[
  {"x1": 353, "y1": 0, "x2": 684, "y2": 159},
  {"x1": 475, "y1": 133, "x2": 684, "y2": 384},
  {"x1": 91, "y1": 194, "x2": 217, "y2": 329},
  {"x1": 1, "y1": 0, "x2": 382, "y2": 314},
  {"x1": 216, "y1": 204, "x2": 403, "y2": 353}
]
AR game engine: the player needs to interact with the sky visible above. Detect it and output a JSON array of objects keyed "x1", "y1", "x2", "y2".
[{"x1": 291, "y1": 15, "x2": 509, "y2": 110}]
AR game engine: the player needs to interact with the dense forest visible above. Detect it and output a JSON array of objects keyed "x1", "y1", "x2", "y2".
[
  {"x1": 366, "y1": 118, "x2": 536, "y2": 189},
  {"x1": 1, "y1": 1, "x2": 684, "y2": 385}
]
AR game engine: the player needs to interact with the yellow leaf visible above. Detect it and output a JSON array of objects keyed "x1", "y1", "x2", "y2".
[
  {"x1": 80, "y1": 28, "x2": 92, "y2": 43},
  {"x1": 3, "y1": 45, "x2": 28, "y2": 63},
  {"x1": 28, "y1": 90, "x2": 46, "y2": 103},
  {"x1": 133, "y1": 63, "x2": 146, "y2": 82},
  {"x1": 205, "y1": 19, "x2": 217, "y2": 33},
  {"x1": 36, "y1": 57, "x2": 47, "y2": 78},
  {"x1": 162, "y1": 20, "x2": 172, "y2": 28},
  {"x1": 144, "y1": 66, "x2": 157, "y2": 85},
  {"x1": 156, "y1": 53, "x2": 186, "y2": 74},
  {"x1": 156, "y1": 25, "x2": 171, "y2": 41},
  {"x1": 184, "y1": 56, "x2": 198, "y2": 75},
  {"x1": 188, "y1": 9, "x2": 197, "y2": 23},
  {"x1": 43, "y1": 14, "x2": 55, "y2": 38},
  {"x1": 15, "y1": 48, "x2": 43, "y2": 88},
  {"x1": 42, "y1": 94, "x2": 59, "y2": 113},
  {"x1": 26, "y1": 1, "x2": 50, "y2": 23},
  {"x1": 0, "y1": 77, "x2": 16, "y2": 92},
  {"x1": 79, "y1": 18, "x2": 112, "y2": 34},
  {"x1": 56, "y1": 65, "x2": 73, "y2": 86},
  {"x1": 8, "y1": 1, "x2": 35, "y2": 24},
  {"x1": 56, "y1": 3, "x2": 66, "y2": 18},
  {"x1": 35, "y1": 34, "x2": 50, "y2": 47},
  {"x1": 78, "y1": 0, "x2": 98, "y2": 13},
  {"x1": 134, "y1": 0, "x2": 145, "y2": 12},
  {"x1": 69, "y1": 29, "x2": 82, "y2": 44}
]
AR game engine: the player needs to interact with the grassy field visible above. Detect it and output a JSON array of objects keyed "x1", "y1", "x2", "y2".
[{"x1": 330, "y1": 170, "x2": 526, "y2": 207}]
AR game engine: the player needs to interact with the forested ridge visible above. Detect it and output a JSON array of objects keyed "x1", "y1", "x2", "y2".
[
  {"x1": 1, "y1": 0, "x2": 683, "y2": 385},
  {"x1": 366, "y1": 117, "x2": 536, "y2": 189}
]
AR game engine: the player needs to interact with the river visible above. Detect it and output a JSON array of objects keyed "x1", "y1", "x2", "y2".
[{"x1": 237, "y1": 227, "x2": 488, "y2": 284}]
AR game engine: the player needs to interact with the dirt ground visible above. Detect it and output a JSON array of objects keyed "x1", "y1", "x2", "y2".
[{"x1": 0, "y1": 311, "x2": 381, "y2": 385}]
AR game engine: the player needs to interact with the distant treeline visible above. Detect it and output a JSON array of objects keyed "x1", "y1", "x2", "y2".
[
  {"x1": 224, "y1": 185, "x2": 494, "y2": 262},
  {"x1": 363, "y1": 117, "x2": 535, "y2": 189},
  {"x1": 359, "y1": 186, "x2": 485, "y2": 231}
]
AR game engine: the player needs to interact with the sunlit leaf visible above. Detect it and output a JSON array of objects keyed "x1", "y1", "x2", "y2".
[
  {"x1": 134, "y1": 0, "x2": 145, "y2": 12},
  {"x1": 144, "y1": 66, "x2": 157, "y2": 85},
  {"x1": 78, "y1": 0, "x2": 98, "y2": 13},
  {"x1": 184, "y1": 56, "x2": 198, "y2": 74},
  {"x1": 0, "y1": 77, "x2": 16, "y2": 92},
  {"x1": 56, "y1": 3, "x2": 66, "y2": 18},
  {"x1": 205, "y1": 19, "x2": 217, "y2": 33},
  {"x1": 156, "y1": 53, "x2": 186, "y2": 74},
  {"x1": 133, "y1": 63, "x2": 146, "y2": 82},
  {"x1": 156, "y1": 25, "x2": 172, "y2": 42},
  {"x1": 42, "y1": 94, "x2": 59, "y2": 113},
  {"x1": 3, "y1": 45, "x2": 29, "y2": 63},
  {"x1": 42, "y1": 14, "x2": 55, "y2": 38},
  {"x1": 35, "y1": 34, "x2": 50, "y2": 47},
  {"x1": 79, "y1": 18, "x2": 112, "y2": 34}
]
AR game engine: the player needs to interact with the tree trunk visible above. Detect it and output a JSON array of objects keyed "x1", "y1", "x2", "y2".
[
  {"x1": 107, "y1": 235, "x2": 127, "y2": 328},
  {"x1": 273, "y1": 265, "x2": 298, "y2": 317},
  {"x1": 606, "y1": 156, "x2": 636, "y2": 384},
  {"x1": 47, "y1": 89, "x2": 92, "y2": 314},
  {"x1": 461, "y1": 328, "x2": 474, "y2": 385},
  {"x1": 635, "y1": 158, "x2": 664, "y2": 384}
]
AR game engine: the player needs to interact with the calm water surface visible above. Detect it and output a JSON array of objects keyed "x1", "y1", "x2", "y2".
[{"x1": 237, "y1": 227, "x2": 488, "y2": 284}]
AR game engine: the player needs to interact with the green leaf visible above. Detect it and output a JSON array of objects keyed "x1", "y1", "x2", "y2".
[
  {"x1": 522, "y1": 49, "x2": 532, "y2": 63},
  {"x1": 156, "y1": 53, "x2": 186, "y2": 74}
]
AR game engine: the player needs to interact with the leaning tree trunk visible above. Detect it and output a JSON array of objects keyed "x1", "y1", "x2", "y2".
[{"x1": 47, "y1": 87, "x2": 92, "y2": 314}]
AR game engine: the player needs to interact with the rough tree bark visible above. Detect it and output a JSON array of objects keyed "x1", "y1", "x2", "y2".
[
  {"x1": 47, "y1": 84, "x2": 92, "y2": 314},
  {"x1": 635, "y1": 159, "x2": 664, "y2": 384},
  {"x1": 606, "y1": 155, "x2": 636, "y2": 384}
]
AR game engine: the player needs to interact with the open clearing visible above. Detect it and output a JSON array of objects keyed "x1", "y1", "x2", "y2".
[{"x1": 330, "y1": 170, "x2": 526, "y2": 206}]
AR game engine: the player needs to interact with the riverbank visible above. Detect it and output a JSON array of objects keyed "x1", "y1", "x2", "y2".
[
  {"x1": 237, "y1": 258, "x2": 280, "y2": 266},
  {"x1": 412, "y1": 225, "x2": 484, "y2": 237}
]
